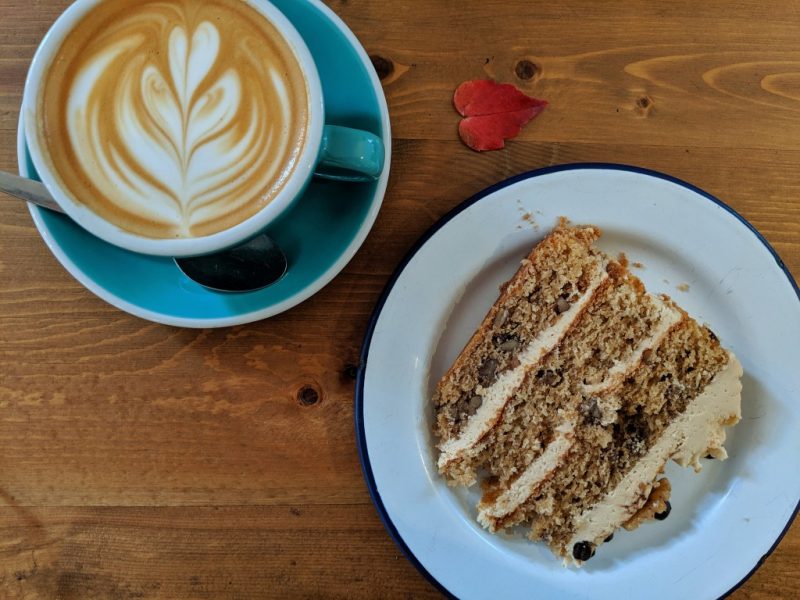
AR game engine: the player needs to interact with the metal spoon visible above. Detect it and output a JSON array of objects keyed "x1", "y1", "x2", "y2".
[
  {"x1": 174, "y1": 235, "x2": 287, "y2": 293},
  {"x1": 0, "y1": 170, "x2": 288, "y2": 292}
]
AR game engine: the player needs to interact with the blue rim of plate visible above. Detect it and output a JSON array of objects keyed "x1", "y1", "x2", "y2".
[
  {"x1": 355, "y1": 163, "x2": 800, "y2": 600},
  {"x1": 16, "y1": 0, "x2": 391, "y2": 328}
]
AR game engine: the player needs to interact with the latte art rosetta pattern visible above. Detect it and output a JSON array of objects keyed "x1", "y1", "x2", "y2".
[{"x1": 42, "y1": 0, "x2": 309, "y2": 238}]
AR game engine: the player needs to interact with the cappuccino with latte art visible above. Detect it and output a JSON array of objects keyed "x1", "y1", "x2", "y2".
[{"x1": 35, "y1": 0, "x2": 309, "y2": 239}]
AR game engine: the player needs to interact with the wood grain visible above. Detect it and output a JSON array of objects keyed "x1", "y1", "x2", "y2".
[
  {"x1": 0, "y1": 506, "x2": 435, "y2": 599},
  {"x1": 1, "y1": 0, "x2": 799, "y2": 597}
]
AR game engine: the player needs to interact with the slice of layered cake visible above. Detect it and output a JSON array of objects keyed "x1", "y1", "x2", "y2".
[{"x1": 433, "y1": 220, "x2": 742, "y2": 565}]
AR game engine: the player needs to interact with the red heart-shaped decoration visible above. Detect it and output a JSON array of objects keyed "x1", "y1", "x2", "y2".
[{"x1": 454, "y1": 80, "x2": 547, "y2": 151}]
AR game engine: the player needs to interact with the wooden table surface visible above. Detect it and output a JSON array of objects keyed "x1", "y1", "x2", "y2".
[{"x1": 1, "y1": 0, "x2": 799, "y2": 598}]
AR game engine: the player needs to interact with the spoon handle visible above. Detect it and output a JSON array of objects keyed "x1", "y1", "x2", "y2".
[{"x1": 0, "y1": 170, "x2": 64, "y2": 213}]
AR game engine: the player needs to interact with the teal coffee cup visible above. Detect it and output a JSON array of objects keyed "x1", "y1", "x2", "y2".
[{"x1": 22, "y1": 0, "x2": 384, "y2": 257}]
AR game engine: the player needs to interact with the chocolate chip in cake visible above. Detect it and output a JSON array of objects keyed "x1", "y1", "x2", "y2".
[
  {"x1": 659, "y1": 373, "x2": 672, "y2": 382},
  {"x1": 604, "y1": 533, "x2": 614, "y2": 543},
  {"x1": 467, "y1": 395, "x2": 483, "y2": 415},
  {"x1": 478, "y1": 359, "x2": 498, "y2": 383},
  {"x1": 705, "y1": 454, "x2": 716, "y2": 460},
  {"x1": 708, "y1": 329, "x2": 719, "y2": 342},
  {"x1": 622, "y1": 417, "x2": 650, "y2": 457},
  {"x1": 654, "y1": 501, "x2": 672, "y2": 521},
  {"x1": 664, "y1": 383, "x2": 685, "y2": 402},
  {"x1": 572, "y1": 541, "x2": 595, "y2": 561},
  {"x1": 541, "y1": 369, "x2": 563, "y2": 387},
  {"x1": 498, "y1": 337, "x2": 521, "y2": 352},
  {"x1": 493, "y1": 307, "x2": 509, "y2": 328},
  {"x1": 555, "y1": 297, "x2": 571, "y2": 314},
  {"x1": 624, "y1": 419, "x2": 648, "y2": 439},
  {"x1": 580, "y1": 397, "x2": 603, "y2": 425}
]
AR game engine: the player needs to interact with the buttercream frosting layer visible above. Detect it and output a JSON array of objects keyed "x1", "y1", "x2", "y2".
[{"x1": 478, "y1": 297, "x2": 684, "y2": 526}]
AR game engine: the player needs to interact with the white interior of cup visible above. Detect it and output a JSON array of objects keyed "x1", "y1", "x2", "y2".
[{"x1": 22, "y1": 0, "x2": 324, "y2": 257}]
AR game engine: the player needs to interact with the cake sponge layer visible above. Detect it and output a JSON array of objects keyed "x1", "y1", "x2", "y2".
[{"x1": 434, "y1": 223, "x2": 606, "y2": 484}]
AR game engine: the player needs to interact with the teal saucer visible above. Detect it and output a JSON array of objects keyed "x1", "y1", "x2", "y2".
[{"x1": 17, "y1": 0, "x2": 390, "y2": 327}]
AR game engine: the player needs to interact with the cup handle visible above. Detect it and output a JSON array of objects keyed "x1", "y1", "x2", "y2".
[{"x1": 314, "y1": 124, "x2": 385, "y2": 182}]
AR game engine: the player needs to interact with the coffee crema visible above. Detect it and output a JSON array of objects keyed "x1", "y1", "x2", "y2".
[{"x1": 38, "y1": 0, "x2": 309, "y2": 238}]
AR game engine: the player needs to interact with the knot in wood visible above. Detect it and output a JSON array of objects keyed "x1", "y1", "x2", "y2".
[
  {"x1": 370, "y1": 55, "x2": 394, "y2": 80},
  {"x1": 515, "y1": 60, "x2": 538, "y2": 80},
  {"x1": 298, "y1": 385, "x2": 320, "y2": 406},
  {"x1": 342, "y1": 363, "x2": 358, "y2": 382}
]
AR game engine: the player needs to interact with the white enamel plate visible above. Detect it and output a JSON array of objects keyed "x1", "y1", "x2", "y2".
[{"x1": 356, "y1": 165, "x2": 800, "y2": 600}]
